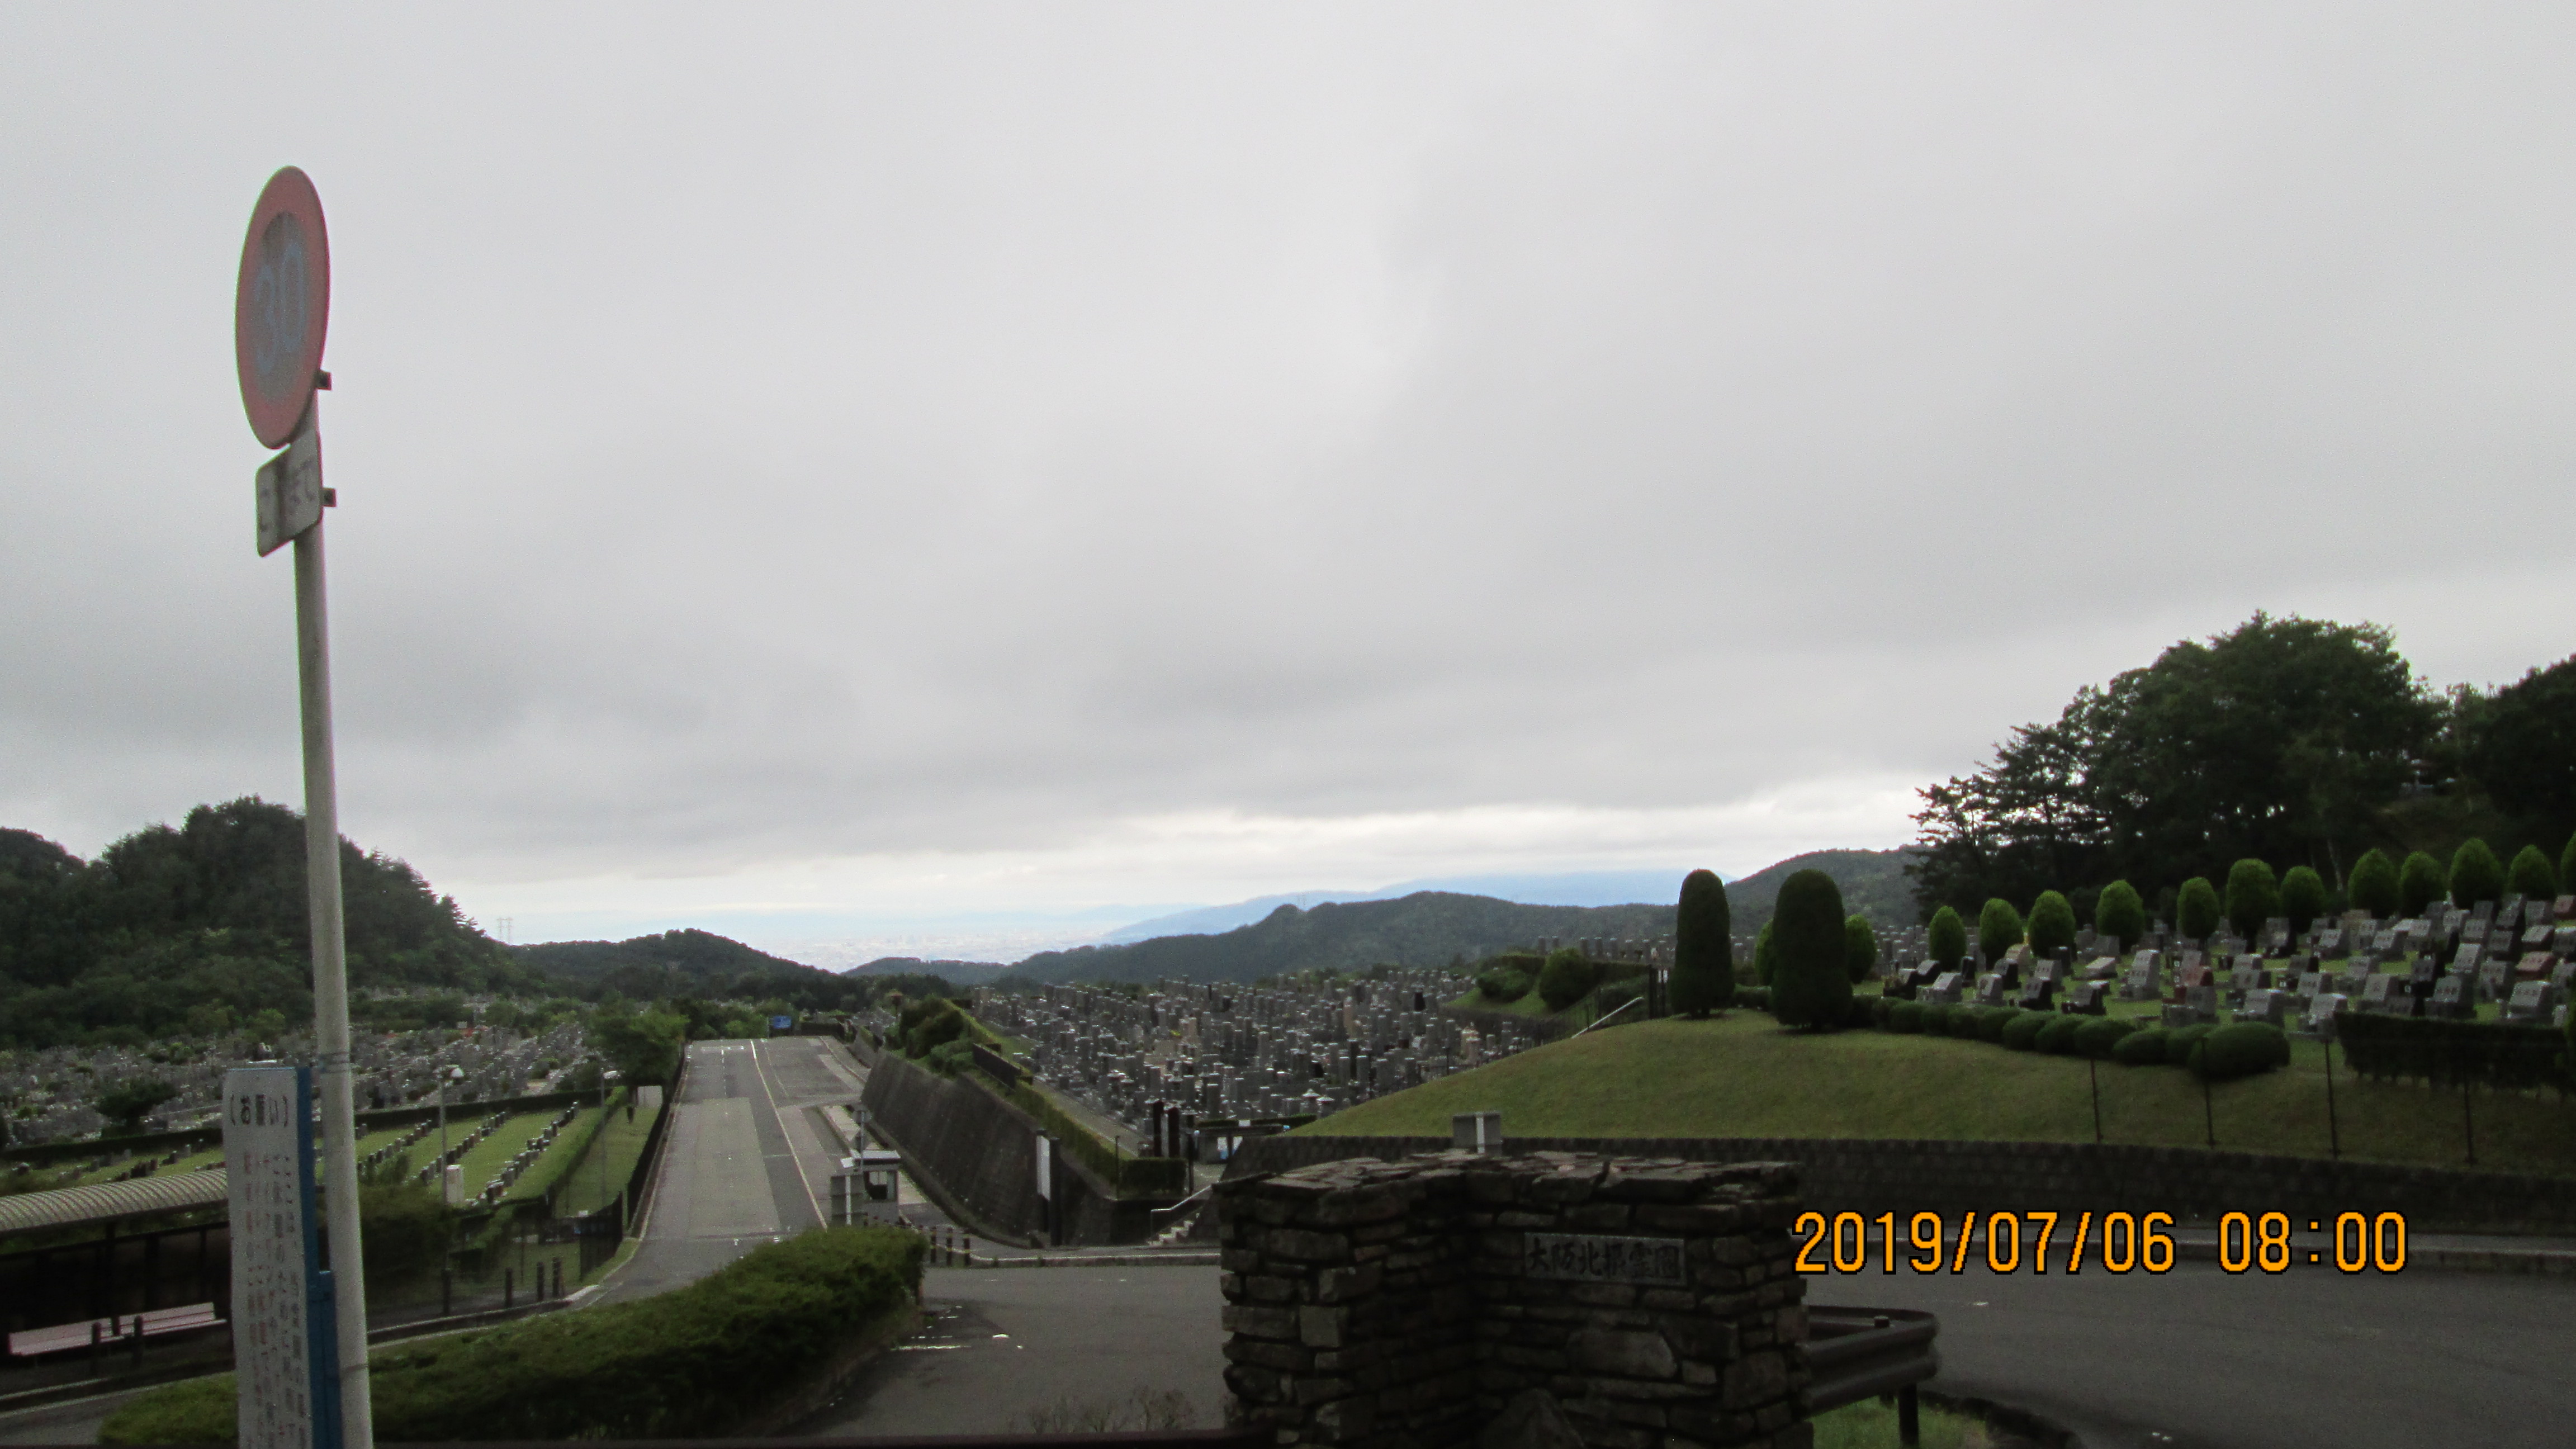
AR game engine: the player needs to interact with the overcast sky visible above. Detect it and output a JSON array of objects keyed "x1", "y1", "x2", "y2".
[{"x1": 6, "y1": 5, "x2": 2573, "y2": 962}]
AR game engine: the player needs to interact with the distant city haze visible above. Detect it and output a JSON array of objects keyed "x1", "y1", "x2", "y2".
[{"x1": 5, "y1": 7, "x2": 2571, "y2": 965}]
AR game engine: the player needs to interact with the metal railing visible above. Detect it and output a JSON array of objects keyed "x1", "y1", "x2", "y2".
[{"x1": 1805, "y1": 1306, "x2": 1941, "y2": 1445}]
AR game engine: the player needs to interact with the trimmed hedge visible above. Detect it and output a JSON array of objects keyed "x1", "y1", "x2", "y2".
[
  {"x1": 1474, "y1": 963, "x2": 1535, "y2": 1003},
  {"x1": 2347, "y1": 848, "x2": 2400, "y2": 920},
  {"x1": 2072, "y1": 1016, "x2": 2140, "y2": 1060},
  {"x1": 1885, "y1": 999, "x2": 1923, "y2": 1034},
  {"x1": 102, "y1": 1227, "x2": 925, "y2": 1444},
  {"x1": 2337, "y1": 1015, "x2": 2570, "y2": 1092},
  {"x1": 2094, "y1": 880, "x2": 2146, "y2": 954},
  {"x1": 2113, "y1": 1027, "x2": 2170, "y2": 1066},
  {"x1": 1926, "y1": 905, "x2": 1968, "y2": 970},
  {"x1": 2447, "y1": 838, "x2": 2503, "y2": 909},
  {"x1": 2190, "y1": 1022, "x2": 2290, "y2": 1082},
  {"x1": 2163, "y1": 1023, "x2": 2217, "y2": 1066},
  {"x1": 2034, "y1": 1016, "x2": 2082, "y2": 1055},
  {"x1": 2000, "y1": 1012, "x2": 2048, "y2": 1052},
  {"x1": 2399, "y1": 851, "x2": 2447, "y2": 918},
  {"x1": 1537, "y1": 947, "x2": 1598, "y2": 1011}
]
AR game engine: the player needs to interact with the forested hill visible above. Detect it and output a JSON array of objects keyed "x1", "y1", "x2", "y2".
[
  {"x1": 1725, "y1": 849, "x2": 1920, "y2": 936},
  {"x1": 1006, "y1": 891, "x2": 1678, "y2": 986},
  {"x1": 0, "y1": 798, "x2": 534, "y2": 1050},
  {"x1": 510, "y1": 929, "x2": 870, "y2": 1008}
]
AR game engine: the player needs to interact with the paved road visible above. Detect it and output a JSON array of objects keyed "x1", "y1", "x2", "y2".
[
  {"x1": 790, "y1": 1265, "x2": 1228, "y2": 1437},
  {"x1": 594, "y1": 1038, "x2": 867, "y2": 1304},
  {"x1": 1832, "y1": 1257, "x2": 2575, "y2": 1448}
]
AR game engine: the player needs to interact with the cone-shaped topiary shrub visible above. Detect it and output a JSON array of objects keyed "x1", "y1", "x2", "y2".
[
  {"x1": 2224, "y1": 859, "x2": 2280, "y2": 944},
  {"x1": 1843, "y1": 915, "x2": 1879, "y2": 984},
  {"x1": 1977, "y1": 898, "x2": 2024, "y2": 967},
  {"x1": 1927, "y1": 905, "x2": 1968, "y2": 969},
  {"x1": 2507, "y1": 844, "x2": 2557, "y2": 903},
  {"x1": 2028, "y1": 891, "x2": 2077, "y2": 959},
  {"x1": 2280, "y1": 866, "x2": 2328, "y2": 941},
  {"x1": 1769, "y1": 869, "x2": 1852, "y2": 1030},
  {"x1": 2094, "y1": 880, "x2": 2146, "y2": 953},
  {"x1": 2347, "y1": 849, "x2": 2400, "y2": 920},
  {"x1": 2176, "y1": 877, "x2": 2220, "y2": 942},
  {"x1": 2399, "y1": 851, "x2": 2447, "y2": 917},
  {"x1": 1671, "y1": 868, "x2": 1734, "y2": 1016},
  {"x1": 1754, "y1": 920, "x2": 1778, "y2": 986},
  {"x1": 2449, "y1": 839, "x2": 2503, "y2": 908}
]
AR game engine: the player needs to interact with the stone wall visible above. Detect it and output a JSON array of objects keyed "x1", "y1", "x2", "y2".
[
  {"x1": 1219, "y1": 1150, "x2": 1809, "y2": 1449},
  {"x1": 859, "y1": 1051, "x2": 1158, "y2": 1245},
  {"x1": 1226, "y1": 1135, "x2": 2576, "y2": 1235}
]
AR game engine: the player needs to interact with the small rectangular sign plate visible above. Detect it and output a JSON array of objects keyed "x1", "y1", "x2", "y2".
[
  {"x1": 256, "y1": 429, "x2": 323, "y2": 556},
  {"x1": 1524, "y1": 1232, "x2": 1688, "y2": 1286}
]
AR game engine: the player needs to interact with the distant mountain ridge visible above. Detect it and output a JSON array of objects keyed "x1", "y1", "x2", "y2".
[
  {"x1": 1097, "y1": 869, "x2": 1701, "y2": 944},
  {"x1": 1723, "y1": 849, "x2": 1920, "y2": 936},
  {"x1": 843, "y1": 956, "x2": 1014, "y2": 986}
]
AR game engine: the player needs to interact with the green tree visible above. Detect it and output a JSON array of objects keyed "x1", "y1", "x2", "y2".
[
  {"x1": 592, "y1": 1005, "x2": 686, "y2": 1086},
  {"x1": 1976, "y1": 898, "x2": 2023, "y2": 967},
  {"x1": 2280, "y1": 866, "x2": 2328, "y2": 940},
  {"x1": 2563, "y1": 830, "x2": 2576, "y2": 899},
  {"x1": 1907, "y1": 614, "x2": 2438, "y2": 916},
  {"x1": 1753, "y1": 921, "x2": 1779, "y2": 986},
  {"x1": 95, "y1": 1078, "x2": 178, "y2": 1134},
  {"x1": 1671, "y1": 869, "x2": 1733, "y2": 1016},
  {"x1": 2026, "y1": 891, "x2": 2077, "y2": 959},
  {"x1": 2347, "y1": 849, "x2": 2400, "y2": 918},
  {"x1": 1843, "y1": 915, "x2": 1879, "y2": 984},
  {"x1": 2176, "y1": 877, "x2": 2220, "y2": 942},
  {"x1": 2223, "y1": 859, "x2": 2280, "y2": 943},
  {"x1": 2506, "y1": 845, "x2": 2556, "y2": 903},
  {"x1": 2447, "y1": 839, "x2": 2503, "y2": 908},
  {"x1": 2462, "y1": 654, "x2": 2576, "y2": 841},
  {"x1": 2093, "y1": 881, "x2": 2145, "y2": 953},
  {"x1": 1768, "y1": 870, "x2": 1852, "y2": 1030},
  {"x1": 1536, "y1": 947, "x2": 1598, "y2": 1012},
  {"x1": 2397, "y1": 852, "x2": 2446, "y2": 917},
  {"x1": 1926, "y1": 906, "x2": 1967, "y2": 969}
]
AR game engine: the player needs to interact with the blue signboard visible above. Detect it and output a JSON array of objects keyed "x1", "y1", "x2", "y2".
[{"x1": 769, "y1": 1015, "x2": 794, "y2": 1032}]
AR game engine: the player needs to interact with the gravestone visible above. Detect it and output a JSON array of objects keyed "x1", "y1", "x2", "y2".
[
  {"x1": 2301, "y1": 992, "x2": 2347, "y2": 1039},
  {"x1": 2241, "y1": 988, "x2": 2290, "y2": 1027},
  {"x1": 2361, "y1": 973, "x2": 2411, "y2": 1017},
  {"x1": 2062, "y1": 981, "x2": 2107, "y2": 1015},
  {"x1": 2294, "y1": 970, "x2": 2325, "y2": 1004},
  {"x1": 2518, "y1": 951, "x2": 2556, "y2": 982},
  {"x1": 2478, "y1": 958, "x2": 2512, "y2": 1002},
  {"x1": 1925, "y1": 972, "x2": 1964, "y2": 1006},
  {"x1": 2081, "y1": 955, "x2": 2119, "y2": 981},
  {"x1": 2122, "y1": 958, "x2": 2160, "y2": 1001},
  {"x1": 2554, "y1": 894, "x2": 2576, "y2": 922},
  {"x1": 2427, "y1": 976, "x2": 2474, "y2": 1021},
  {"x1": 2016, "y1": 975, "x2": 2056, "y2": 1011},
  {"x1": 1972, "y1": 974, "x2": 2009, "y2": 1007},
  {"x1": 2523, "y1": 925, "x2": 2555, "y2": 954},
  {"x1": 2504, "y1": 981, "x2": 2556, "y2": 1025},
  {"x1": 2453, "y1": 943, "x2": 2484, "y2": 978}
]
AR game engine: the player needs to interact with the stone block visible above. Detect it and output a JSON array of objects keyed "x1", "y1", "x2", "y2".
[
  {"x1": 1569, "y1": 1328, "x2": 1678, "y2": 1380},
  {"x1": 1270, "y1": 1227, "x2": 1358, "y2": 1263},
  {"x1": 1720, "y1": 1353, "x2": 1787, "y2": 1410},
  {"x1": 1301, "y1": 1305, "x2": 1349, "y2": 1348}
]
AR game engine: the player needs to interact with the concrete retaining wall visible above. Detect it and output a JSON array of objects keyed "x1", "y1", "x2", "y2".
[
  {"x1": 859, "y1": 1053, "x2": 1171, "y2": 1245},
  {"x1": 1228, "y1": 1135, "x2": 2576, "y2": 1235}
]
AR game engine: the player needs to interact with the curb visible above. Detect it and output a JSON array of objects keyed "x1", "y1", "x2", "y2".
[{"x1": 958, "y1": 1251, "x2": 1223, "y2": 1269}]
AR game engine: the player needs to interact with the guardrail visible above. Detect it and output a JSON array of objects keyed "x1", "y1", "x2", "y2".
[{"x1": 1805, "y1": 1306, "x2": 1940, "y2": 1444}]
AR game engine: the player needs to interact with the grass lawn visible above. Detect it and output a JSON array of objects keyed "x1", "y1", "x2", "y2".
[
  {"x1": 445, "y1": 1105, "x2": 593, "y2": 1204},
  {"x1": 1307, "y1": 1012, "x2": 2576, "y2": 1177},
  {"x1": 552, "y1": 1091, "x2": 660, "y2": 1216}
]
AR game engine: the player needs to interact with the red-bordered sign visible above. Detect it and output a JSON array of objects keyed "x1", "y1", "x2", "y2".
[{"x1": 235, "y1": 167, "x2": 331, "y2": 448}]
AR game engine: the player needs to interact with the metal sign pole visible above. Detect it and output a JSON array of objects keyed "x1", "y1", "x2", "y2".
[{"x1": 293, "y1": 489, "x2": 373, "y2": 1449}]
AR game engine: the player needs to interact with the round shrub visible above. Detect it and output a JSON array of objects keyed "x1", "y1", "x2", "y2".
[
  {"x1": 2176, "y1": 877, "x2": 2220, "y2": 943},
  {"x1": 2190, "y1": 1021, "x2": 2291, "y2": 1081},
  {"x1": 1475, "y1": 963, "x2": 1535, "y2": 1003},
  {"x1": 1977, "y1": 898, "x2": 2024, "y2": 967},
  {"x1": 2280, "y1": 866, "x2": 2328, "y2": 941},
  {"x1": 2113, "y1": 1027, "x2": 2171, "y2": 1066},
  {"x1": 1770, "y1": 869, "x2": 1853, "y2": 1030},
  {"x1": 2398, "y1": 851, "x2": 2447, "y2": 917},
  {"x1": 2072, "y1": 1015, "x2": 2141, "y2": 1059},
  {"x1": 2224, "y1": 859, "x2": 2279, "y2": 943},
  {"x1": 2000, "y1": 1012, "x2": 2049, "y2": 1052},
  {"x1": 2093, "y1": 881, "x2": 2143, "y2": 953},
  {"x1": 2164, "y1": 1022, "x2": 2217, "y2": 1066},
  {"x1": 2034, "y1": 1016, "x2": 2082, "y2": 1055},
  {"x1": 2346, "y1": 849, "x2": 2400, "y2": 919},
  {"x1": 1673, "y1": 869, "x2": 1735, "y2": 1016},
  {"x1": 2563, "y1": 830, "x2": 2576, "y2": 900},
  {"x1": 1844, "y1": 915, "x2": 1879, "y2": 984},
  {"x1": 1974, "y1": 1007, "x2": 2017, "y2": 1044},
  {"x1": 2447, "y1": 839, "x2": 2502, "y2": 909},
  {"x1": 2028, "y1": 891, "x2": 2077, "y2": 960},
  {"x1": 2507, "y1": 844, "x2": 2558, "y2": 903},
  {"x1": 1868, "y1": 995, "x2": 1896, "y2": 1028},
  {"x1": 1886, "y1": 1000, "x2": 1924, "y2": 1034},
  {"x1": 1536, "y1": 948, "x2": 1598, "y2": 1011},
  {"x1": 1926, "y1": 905, "x2": 1968, "y2": 970},
  {"x1": 1735, "y1": 985, "x2": 1771, "y2": 1011}
]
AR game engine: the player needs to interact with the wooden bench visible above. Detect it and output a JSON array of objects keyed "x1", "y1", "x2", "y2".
[{"x1": 6, "y1": 1301, "x2": 220, "y2": 1359}]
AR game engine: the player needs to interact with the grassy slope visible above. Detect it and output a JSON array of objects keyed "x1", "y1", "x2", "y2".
[{"x1": 1308, "y1": 1013, "x2": 2576, "y2": 1176}]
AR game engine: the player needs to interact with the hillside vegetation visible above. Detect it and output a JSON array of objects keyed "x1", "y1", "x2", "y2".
[
  {"x1": 1723, "y1": 849, "x2": 1917, "y2": 936},
  {"x1": 1009, "y1": 892, "x2": 1678, "y2": 986},
  {"x1": 0, "y1": 799, "x2": 536, "y2": 1049},
  {"x1": 512, "y1": 929, "x2": 875, "y2": 1008}
]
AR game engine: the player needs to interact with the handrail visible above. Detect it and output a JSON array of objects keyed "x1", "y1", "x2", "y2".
[
  {"x1": 1149, "y1": 1184, "x2": 1214, "y2": 1219},
  {"x1": 1571, "y1": 997, "x2": 1644, "y2": 1037}
]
